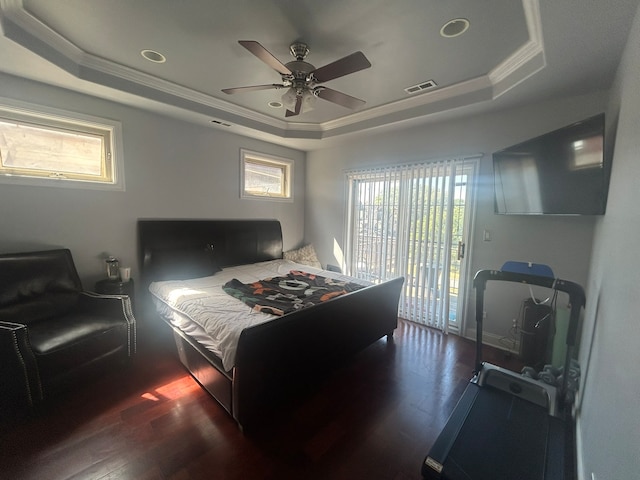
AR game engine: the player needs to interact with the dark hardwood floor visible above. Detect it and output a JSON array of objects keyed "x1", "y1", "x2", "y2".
[{"x1": 0, "y1": 318, "x2": 522, "y2": 480}]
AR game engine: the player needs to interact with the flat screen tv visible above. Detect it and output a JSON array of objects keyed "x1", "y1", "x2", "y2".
[{"x1": 493, "y1": 113, "x2": 608, "y2": 215}]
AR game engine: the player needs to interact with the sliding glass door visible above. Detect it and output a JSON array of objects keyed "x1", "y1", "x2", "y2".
[{"x1": 345, "y1": 156, "x2": 478, "y2": 332}]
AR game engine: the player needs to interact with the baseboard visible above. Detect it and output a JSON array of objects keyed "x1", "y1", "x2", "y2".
[
  {"x1": 575, "y1": 417, "x2": 586, "y2": 480},
  {"x1": 463, "y1": 328, "x2": 520, "y2": 355}
]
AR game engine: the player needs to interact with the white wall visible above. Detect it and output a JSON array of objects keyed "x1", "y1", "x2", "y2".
[
  {"x1": 577, "y1": 2, "x2": 640, "y2": 479},
  {"x1": 0, "y1": 73, "x2": 306, "y2": 290},
  {"x1": 306, "y1": 92, "x2": 608, "y2": 342}
]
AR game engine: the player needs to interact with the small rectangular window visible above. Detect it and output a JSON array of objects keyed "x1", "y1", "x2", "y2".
[
  {"x1": 0, "y1": 98, "x2": 124, "y2": 190},
  {"x1": 241, "y1": 149, "x2": 292, "y2": 200}
]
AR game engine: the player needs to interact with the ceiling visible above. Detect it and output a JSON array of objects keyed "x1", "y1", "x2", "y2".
[{"x1": 0, "y1": 0, "x2": 638, "y2": 150}]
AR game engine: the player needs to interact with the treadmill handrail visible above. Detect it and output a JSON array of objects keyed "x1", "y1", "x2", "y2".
[
  {"x1": 473, "y1": 269, "x2": 585, "y2": 304},
  {"x1": 472, "y1": 269, "x2": 586, "y2": 409}
]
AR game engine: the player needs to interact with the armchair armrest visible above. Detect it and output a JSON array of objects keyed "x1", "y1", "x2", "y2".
[
  {"x1": 79, "y1": 292, "x2": 136, "y2": 356},
  {"x1": 0, "y1": 321, "x2": 43, "y2": 408}
]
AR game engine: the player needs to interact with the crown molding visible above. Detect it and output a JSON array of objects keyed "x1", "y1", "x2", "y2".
[
  {"x1": 322, "y1": 1, "x2": 544, "y2": 134},
  {"x1": 80, "y1": 54, "x2": 292, "y2": 129},
  {"x1": 489, "y1": 0, "x2": 545, "y2": 93},
  {"x1": 0, "y1": 0, "x2": 83, "y2": 65},
  {"x1": 319, "y1": 75, "x2": 494, "y2": 133},
  {"x1": 0, "y1": 0, "x2": 545, "y2": 141},
  {"x1": 0, "y1": 0, "x2": 291, "y2": 131}
]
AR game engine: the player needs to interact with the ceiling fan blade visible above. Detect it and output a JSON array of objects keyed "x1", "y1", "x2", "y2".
[
  {"x1": 285, "y1": 96, "x2": 302, "y2": 117},
  {"x1": 238, "y1": 40, "x2": 292, "y2": 76},
  {"x1": 316, "y1": 87, "x2": 366, "y2": 109},
  {"x1": 222, "y1": 84, "x2": 285, "y2": 94},
  {"x1": 312, "y1": 51, "x2": 371, "y2": 83}
]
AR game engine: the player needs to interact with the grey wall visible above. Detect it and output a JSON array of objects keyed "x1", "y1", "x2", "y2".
[
  {"x1": 0, "y1": 73, "x2": 306, "y2": 291},
  {"x1": 3, "y1": 13, "x2": 639, "y2": 474},
  {"x1": 306, "y1": 92, "x2": 607, "y2": 343},
  {"x1": 577, "y1": 2, "x2": 640, "y2": 479}
]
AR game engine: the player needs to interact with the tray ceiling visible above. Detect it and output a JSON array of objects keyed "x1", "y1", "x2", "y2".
[{"x1": 0, "y1": 0, "x2": 637, "y2": 149}]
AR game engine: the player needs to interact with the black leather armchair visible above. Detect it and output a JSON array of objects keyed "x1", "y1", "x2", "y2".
[{"x1": 0, "y1": 249, "x2": 136, "y2": 411}]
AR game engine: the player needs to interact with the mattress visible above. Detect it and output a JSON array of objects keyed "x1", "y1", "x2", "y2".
[{"x1": 149, "y1": 259, "x2": 370, "y2": 371}]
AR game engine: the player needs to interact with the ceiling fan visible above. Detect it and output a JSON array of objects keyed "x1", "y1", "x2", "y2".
[{"x1": 222, "y1": 40, "x2": 371, "y2": 117}]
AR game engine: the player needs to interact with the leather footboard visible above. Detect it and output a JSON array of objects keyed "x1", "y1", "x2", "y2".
[{"x1": 232, "y1": 276, "x2": 404, "y2": 429}]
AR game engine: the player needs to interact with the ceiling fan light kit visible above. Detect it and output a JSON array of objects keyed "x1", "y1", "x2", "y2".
[
  {"x1": 281, "y1": 87, "x2": 317, "y2": 114},
  {"x1": 223, "y1": 40, "x2": 371, "y2": 118}
]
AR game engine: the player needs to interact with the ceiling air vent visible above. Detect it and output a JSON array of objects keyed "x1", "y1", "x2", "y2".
[
  {"x1": 211, "y1": 119, "x2": 232, "y2": 127},
  {"x1": 404, "y1": 80, "x2": 438, "y2": 94}
]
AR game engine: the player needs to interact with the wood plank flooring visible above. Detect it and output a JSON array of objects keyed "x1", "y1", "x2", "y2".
[{"x1": 0, "y1": 319, "x2": 523, "y2": 480}]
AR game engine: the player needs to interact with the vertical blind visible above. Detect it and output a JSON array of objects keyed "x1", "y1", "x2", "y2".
[{"x1": 345, "y1": 156, "x2": 477, "y2": 332}]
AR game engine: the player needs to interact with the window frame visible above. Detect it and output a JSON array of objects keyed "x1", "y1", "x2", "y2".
[
  {"x1": 240, "y1": 149, "x2": 293, "y2": 201},
  {"x1": 0, "y1": 97, "x2": 125, "y2": 191}
]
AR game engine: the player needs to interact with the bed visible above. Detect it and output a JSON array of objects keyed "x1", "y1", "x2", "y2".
[{"x1": 138, "y1": 219, "x2": 404, "y2": 431}]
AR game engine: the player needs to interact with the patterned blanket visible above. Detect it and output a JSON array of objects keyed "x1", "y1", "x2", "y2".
[{"x1": 222, "y1": 270, "x2": 365, "y2": 316}]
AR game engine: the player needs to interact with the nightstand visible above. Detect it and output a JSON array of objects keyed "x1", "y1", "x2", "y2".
[{"x1": 95, "y1": 278, "x2": 135, "y2": 311}]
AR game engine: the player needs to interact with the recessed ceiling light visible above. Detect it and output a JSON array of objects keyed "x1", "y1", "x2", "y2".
[
  {"x1": 141, "y1": 49, "x2": 166, "y2": 63},
  {"x1": 440, "y1": 18, "x2": 470, "y2": 38},
  {"x1": 268, "y1": 101, "x2": 283, "y2": 108}
]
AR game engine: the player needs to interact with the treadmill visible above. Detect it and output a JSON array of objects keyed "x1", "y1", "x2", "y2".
[{"x1": 421, "y1": 264, "x2": 585, "y2": 480}]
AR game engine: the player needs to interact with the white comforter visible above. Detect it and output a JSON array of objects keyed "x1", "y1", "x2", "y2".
[{"x1": 149, "y1": 259, "x2": 369, "y2": 371}]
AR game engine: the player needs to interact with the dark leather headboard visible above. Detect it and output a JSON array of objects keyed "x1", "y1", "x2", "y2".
[{"x1": 138, "y1": 219, "x2": 283, "y2": 283}]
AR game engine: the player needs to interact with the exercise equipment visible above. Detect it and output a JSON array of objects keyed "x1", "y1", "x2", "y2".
[{"x1": 421, "y1": 264, "x2": 585, "y2": 480}]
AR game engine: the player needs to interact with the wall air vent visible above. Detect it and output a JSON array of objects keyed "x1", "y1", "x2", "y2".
[
  {"x1": 211, "y1": 119, "x2": 232, "y2": 127},
  {"x1": 404, "y1": 80, "x2": 438, "y2": 94}
]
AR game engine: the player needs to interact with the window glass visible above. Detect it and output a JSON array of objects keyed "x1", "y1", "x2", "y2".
[
  {"x1": 241, "y1": 150, "x2": 292, "y2": 200},
  {"x1": 0, "y1": 99, "x2": 124, "y2": 190}
]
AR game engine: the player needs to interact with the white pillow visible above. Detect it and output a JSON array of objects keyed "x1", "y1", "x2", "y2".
[{"x1": 283, "y1": 244, "x2": 322, "y2": 269}]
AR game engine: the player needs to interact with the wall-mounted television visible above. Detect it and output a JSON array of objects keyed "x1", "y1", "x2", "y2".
[{"x1": 493, "y1": 113, "x2": 608, "y2": 215}]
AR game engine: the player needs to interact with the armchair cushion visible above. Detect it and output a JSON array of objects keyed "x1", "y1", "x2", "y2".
[
  {"x1": 0, "y1": 249, "x2": 82, "y2": 324},
  {"x1": 29, "y1": 313, "x2": 129, "y2": 387},
  {"x1": 28, "y1": 311, "x2": 126, "y2": 355},
  {"x1": 0, "y1": 293, "x2": 80, "y2": 325}
]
